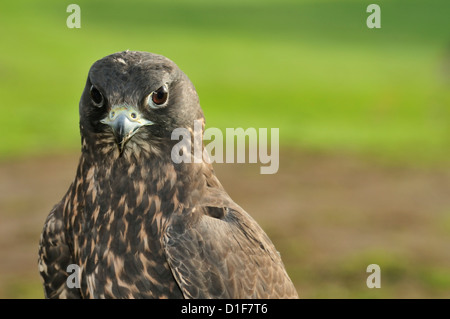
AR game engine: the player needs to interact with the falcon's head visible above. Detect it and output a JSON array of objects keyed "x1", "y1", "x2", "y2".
[{"x1": 79, "y1": 51, "x2": 204, "y2": 158}]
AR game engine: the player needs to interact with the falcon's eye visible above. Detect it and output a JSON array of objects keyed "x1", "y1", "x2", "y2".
[
  {"x1": 90, "y1": 85, "x2": 104, "y2": 107},
  {"x1": 147, "y1": 85, "x2": 169, "y2": 108}
]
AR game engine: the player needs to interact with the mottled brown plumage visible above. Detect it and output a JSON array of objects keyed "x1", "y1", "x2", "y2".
[{"x1": 38, "y1": 51, "x2": 298, "y2": 298}]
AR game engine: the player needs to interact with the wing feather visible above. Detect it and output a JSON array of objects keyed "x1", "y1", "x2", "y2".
[
  {"x1": 164, "y1": 205, "x2": 298, "y2": 299},
  {"x1": 38, "y1": 202, "x2": 81, "y2": 299}
]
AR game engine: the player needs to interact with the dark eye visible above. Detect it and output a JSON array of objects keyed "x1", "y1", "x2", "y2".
[
  {"x1": 148, "y1": 85, "x2": 169, "y2": 108},
  {"x1": 90, "y1": 85, "x2": 104, "y2": 107}
]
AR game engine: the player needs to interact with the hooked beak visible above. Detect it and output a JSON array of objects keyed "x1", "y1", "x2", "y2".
[{"x1": 100, "y1": 105, "x2": 153, "y2": 155}]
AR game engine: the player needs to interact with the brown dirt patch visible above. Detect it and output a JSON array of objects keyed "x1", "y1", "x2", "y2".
[{"x1": 1, "y1": 149, "x2": 450, "y2": 298}]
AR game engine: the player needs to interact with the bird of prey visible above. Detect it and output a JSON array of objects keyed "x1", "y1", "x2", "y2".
[{"x1": 38, "y1": 51, "x2": 298, "y2": 299}]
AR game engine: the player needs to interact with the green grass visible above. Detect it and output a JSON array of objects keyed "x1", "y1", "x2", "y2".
[
  {"x1": 0, "y1": 276, "x2": 43, "y2": 299},
  {"x1": 1, "y1": 0, "x2": 449, "y2": 164}
]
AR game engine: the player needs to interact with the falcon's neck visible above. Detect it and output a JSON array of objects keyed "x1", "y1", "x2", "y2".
[{"x1": 75, "y1": 138, "x2": 222, "y2": 218}]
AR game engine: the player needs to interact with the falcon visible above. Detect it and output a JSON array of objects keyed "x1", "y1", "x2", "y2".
[{"x1": 38, "y1": 51, "x2": 298, "y2": 299}]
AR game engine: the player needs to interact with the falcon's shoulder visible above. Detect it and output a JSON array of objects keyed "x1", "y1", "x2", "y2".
[
  {"x1": 38, "y1": 200, "x2": 81, "y2": 298},
  {"x1": 163, "y1": 190, "x2": 298, "y2": 299}
]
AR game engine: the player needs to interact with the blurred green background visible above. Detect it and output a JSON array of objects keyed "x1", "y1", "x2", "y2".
[{"x1": 0, "y1": 0, "x2": 449, "y2": 298}]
